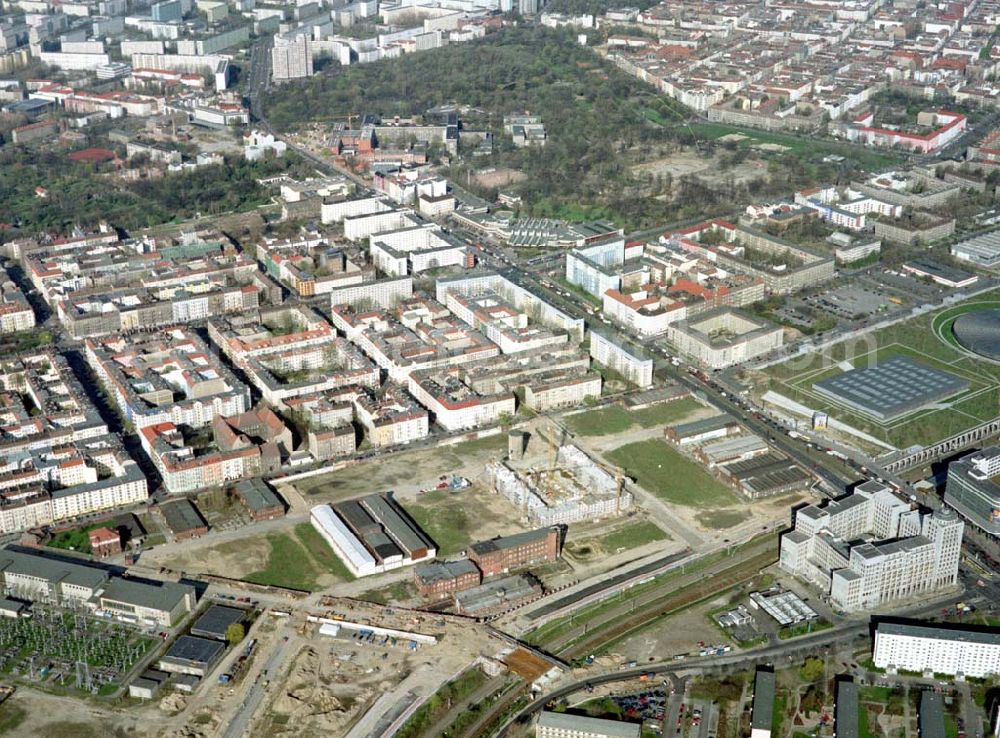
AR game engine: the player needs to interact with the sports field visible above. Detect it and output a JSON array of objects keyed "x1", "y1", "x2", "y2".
[{"x1": 760, "y1": 289, "x2": 1000, "y2": 448}]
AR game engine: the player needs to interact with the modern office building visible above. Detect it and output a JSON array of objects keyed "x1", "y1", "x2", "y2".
[
  {"x1": 945, "y1": 447, "x2": 1000, "y2": 536},
  {"x1": 779, "y1": 481, "x2": 963, "y2": 612},
  {"x1": 873, "y1": 620, "x2": 1000, "y2": 679}
]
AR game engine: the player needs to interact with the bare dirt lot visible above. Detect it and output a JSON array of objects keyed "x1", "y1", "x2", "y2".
[
  {"x1": 608, "y1": 595, "x2": 732, "y2": 665},
  {"x1": 632, "y1": 148, "x2": 768, "y2": 187},
  {"x1": 143, "y1": 531, "x2": 275, "y2": 581},
  {"x1": 290, "y1": 434, "x2": 507, "y2": 503},
  {"x1": 471, "y1": 167, "x2": 527, "y2": 189},
  {"x1": 258, "y1": 643, "x2": 390, "y2": 737}
]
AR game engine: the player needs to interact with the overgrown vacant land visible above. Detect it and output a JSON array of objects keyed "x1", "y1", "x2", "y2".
[
  {"x1": 607, "y1": 438, "x2": 738, "y2": 509},
  {"x1": 758, "y1": 288, "x2": 1000, "y2": 448},
  {"x1": 564, "y1": 397, "x2": 707, "y2": 437}
]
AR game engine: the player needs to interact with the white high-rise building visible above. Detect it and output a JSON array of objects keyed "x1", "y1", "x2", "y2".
[
  {"x1": 271, "y1": 37, "x2": 313, "y2": 81},
  {"x1": 779, "y1": 481, "x2": 963, "y2": 612}
]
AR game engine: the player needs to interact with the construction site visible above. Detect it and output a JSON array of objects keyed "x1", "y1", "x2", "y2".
[{"x1": 489, "y1": 429, "x2": 632, "y2": 527}]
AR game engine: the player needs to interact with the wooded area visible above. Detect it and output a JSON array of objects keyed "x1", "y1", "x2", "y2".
[
  {"x1": 263, "y1": 26, "x2": 884, "y2": 229},
  {"x1": 0, "y1": 149, "x2": 307, "y2": 237}
]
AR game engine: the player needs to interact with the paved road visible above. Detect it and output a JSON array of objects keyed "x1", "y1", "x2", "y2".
[{"x1": 221, "y1": 631, "x2": 296, "y2": 738}]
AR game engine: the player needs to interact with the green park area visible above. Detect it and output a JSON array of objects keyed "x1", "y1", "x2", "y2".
[
  {"x1": 606, "y1": 439, "x2": 738, "y2": 508},
  {"x1": 685, "y1": 121, "x2": 903, "y2": 170}
]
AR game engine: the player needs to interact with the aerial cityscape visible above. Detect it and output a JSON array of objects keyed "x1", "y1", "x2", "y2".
[{"x1": 0, "y1": 0, "x2": 998, "y2": 735}]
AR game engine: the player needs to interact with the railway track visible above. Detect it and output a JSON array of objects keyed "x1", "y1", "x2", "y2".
[
  {"x1": 561, "y1": 548, "x2": 776, "y2": 659},
  {"x1": 433, "y1": 541, "x2": 778, "y2": 738}
]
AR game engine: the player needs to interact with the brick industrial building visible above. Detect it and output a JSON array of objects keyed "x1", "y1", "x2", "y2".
[{"x1": 469, "y1": 527, "x2": 561, "y2": 578}]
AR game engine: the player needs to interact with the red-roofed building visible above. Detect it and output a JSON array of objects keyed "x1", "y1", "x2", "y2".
[
  {"x1": 845, "y1": 110, "x2": 966, "y2": 153},
  {"x1": 89, "y1": 527, "x2": 122, "y2": 557}
]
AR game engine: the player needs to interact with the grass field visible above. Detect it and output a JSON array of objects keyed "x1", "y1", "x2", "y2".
[
  {"x1": 246, "y1": 523, "x2": 354, "y2": 591},
  {"x1": 631, "y1": 398, "x2": 705, "y2": 428},
  {"x1": 0, "y1": 703, "x2": 26, "y2": 736},
  {"x1": 596, "y1": 520, "x2": 669, "y2": 553},
  {"x1": 46, "y1": 522, "x2": 110, "y2": 553},
  {"x1": 564, "y1": 406, "x2": 634, "y2": 436},
  {"x1": 406, "y1": 490, "x2": 477, "y2": 556},
  {"x1": 700, "y1": 509, "x2": 750, "y2": 529},
  {"x1": 564, "y1": 397, "x2": 704, "y2": 437},
  {"x1": 606, "y1": 439, "x2": 737, "y2": 508},
  {"x1": 761, "y1": 289, "x2": 1000, "y2": 448}
]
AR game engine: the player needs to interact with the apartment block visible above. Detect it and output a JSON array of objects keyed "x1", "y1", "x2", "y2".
[
  {"x1": 328, "y1": 276, "x2": 414, "y2": 310},
  {"x1": 873, "y1": 621, "x2": 1000, "y2": 679},
  {"x1": 208, "y1": 306, "x2": 378, "y2": 406},
  {"x1": 271, "y1": 36, "x2": 313, "y2": 81},
  {"x1": 27, "y1": 230, "x2": 260, "y2": 338},
  {"x1": 370, "y1": 224, "x2": 467, "y2": 277},
  {"x1": 85, "y1": 327, "x2": 250, "y2": 431},
  {"x1": 0, "y1": 441, "x2": 147, "y2": 534},
  {"x1": 667, "y1": 309, "x2": 783, "y2": 369},
  {"x1": 255, "y1": 235, "x2": 364, "y2": 297},
  {"x1": 675, "y1": 220, "x2": 835, "y2": 295},
  {"x1": 522, "y1": 373, "x2": 602, "y2": 412},
  {"x1": 408, "y1": 366, "x2": 515, "y2": 431},
  {"x1": 0, "y1": 352, "x2": 108, "y2": 456},
  {"x1": 589, "y1": 332, "x2": 653, "y2": 388},
  {"x1": 444, "y1": 290, "x2": 569, "y2": 355},
  {"x1": 331, "y1": 299, "x2": 500, "y2": 383},
  {"x1": 139, "y1": 405, "x2": 291, "y2": 494},
  {"x1": 0, "y1": 270, "x2": 35, "y2": 334},
  {"x1": 565, "y1": 236, "x2": 630, "y2": 298},
  {"x1": 436, "y1": 272, "x2": 585, "y2": 343}
]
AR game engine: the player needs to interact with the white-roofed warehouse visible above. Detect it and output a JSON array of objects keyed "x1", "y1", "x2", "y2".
[{"x1": 311, "y1": 504, "x2": 377, "y2": 577}]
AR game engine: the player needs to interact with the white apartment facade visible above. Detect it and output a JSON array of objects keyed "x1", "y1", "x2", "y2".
[
  {"x1": 873, "y1": 622, "x2": 1000, "y2": 679},
  {"x1": 589, "y1": 332, "x2": 653, "y2": 387}
]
